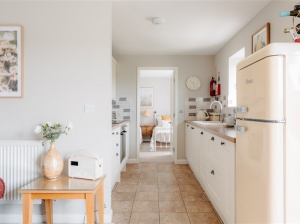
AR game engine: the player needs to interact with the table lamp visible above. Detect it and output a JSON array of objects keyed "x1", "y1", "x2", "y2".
[{"x1": 143, "y1": 110, "x2": 151, "y2": 125}]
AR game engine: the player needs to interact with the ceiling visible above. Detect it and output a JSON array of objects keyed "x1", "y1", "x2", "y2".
[{"x1": 112, "y1": 0, "x2": 272, "y2": 56}]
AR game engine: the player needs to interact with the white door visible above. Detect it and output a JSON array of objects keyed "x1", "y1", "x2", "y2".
[{"x1": 236, "y1": 119, "x2": 284, "y2": 223}]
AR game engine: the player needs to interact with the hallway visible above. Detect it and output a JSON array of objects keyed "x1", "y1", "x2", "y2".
[{"x1": 112, "y1": 162, "x2": 222, "y2": 223}]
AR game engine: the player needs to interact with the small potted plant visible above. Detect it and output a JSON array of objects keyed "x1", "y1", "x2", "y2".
[{"x1": 34, "y1": 122, "x2": 73, "y2": 179}]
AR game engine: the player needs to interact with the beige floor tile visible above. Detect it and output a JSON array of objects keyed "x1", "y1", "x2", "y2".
[
  {"x1": 126, "y1": 168, "x2": 141, "y2": 174},
  {"x1": 138, "y1": 178, "x2": 158, "y2": 185},
  {"x1": 159, "y1": 200, "x2": 186, "y2": 212},
  {"x1": 127, "y1": 163, "x2": 142, "y2": 169},
  {"x1": 132, "y1": 201, "x2": 159, "y2": 212},
  {"x1": 158, "y1": 184, "x2": 180, "y2": 192},
  {"x1": 160, "y1": 212, "x2": 190, "y2": 224},
  {"x1": 176, "y1": 178, "x2": 199, "y2": 186},
  {"x1": 174, "y1": 173, "x2": 195, "y2": 179},
  {"x1": 137, "y1": 184, "x2": 158, "y2": 192},
  {"x1": 121, "y1": 173, "x2": 140, "y2": 179},
  {"x1": 181, "y1": 191, "x2": 208, "y2": 202},
  {"x1": 112, "y1": 212, "x2": 131, "y2": 223},
  {"x1": 179, "y1": 184, "x2": 203, "y2": 193},
  {"x1": 112, "y1": 192, "x2": 136, "y2": 201},
  {"x1": 184, "y1": 201, "x2": 214, "y2": 213},
  {"x1": 172, "y1": 164, "x2": 190, "y2": 170},
  {"x1": 157, "y1": 164, "x2": 173, "y2": 171},
  {"x1": 188, "y1": 212, "x2": 220, "y2": 224},
  {"x1": 141, "y1": 163, "x2": 158, "y2": 170},
  {"x1": 158, "y1": 178, "x2": 177, "y2": 185},
  {"x1": 130, "y1": 212, "x2": 159, "y2": 224},
  {"x1": 159, "y1": 191, "x2": 182, "y2": 201},
  {"x1": 158, "y1": 173, "x2": 176, "y2": 179},
  {"x1": 120, "y1": 178, "x2": 139, "y2": 185},
  {"x1": 115, "y1": 184, "x2": 138, "y2": 192},
  {"x1": 139, "y1": 172, "x2": 158, "y2": 179},
  {"x1": 135, "y1": 191, "x2": 158, "y2": 201},
  {"x1": 112, "y1": 201, "x2": 134, "y2": 212},
  {"x1": 173, "y1": 169, "x2": 192, "y2": 174}
]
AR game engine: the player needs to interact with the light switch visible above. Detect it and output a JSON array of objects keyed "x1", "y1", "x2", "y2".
[{"x1": 84, "y1": 104, "x2": 95, "y2": 113}]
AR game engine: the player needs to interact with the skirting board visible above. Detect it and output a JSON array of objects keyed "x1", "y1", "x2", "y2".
[
  {"x1": 127, "y1": 159, "x2": 139, "y2": 164},
  {"x1": 0, "y1": 210, "x2": 113, "y2": 224}
]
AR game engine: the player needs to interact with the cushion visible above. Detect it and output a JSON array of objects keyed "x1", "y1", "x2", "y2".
[
  {"x1": 161, "y1": 115, "x2": 170, "y2": 121},
  {"x1": 162, "y1": 120, "x2": 171, "y2": 128}
]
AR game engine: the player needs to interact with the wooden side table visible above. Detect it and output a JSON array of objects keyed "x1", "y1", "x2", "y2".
[
  {"x1": 141, "y1": 125, "x2": 154, "y2": 142},
  {"x1": 19, "y1": 175, "x2": 105, "y2": 224}
]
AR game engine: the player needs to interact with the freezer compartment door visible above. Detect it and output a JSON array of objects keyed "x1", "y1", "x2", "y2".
[
  {"x1": 236, "y1": 56, "x2": 284, "y2": 121},
  {"x1": 236, "y1": 119, "x2": 284, "y2": 223}
]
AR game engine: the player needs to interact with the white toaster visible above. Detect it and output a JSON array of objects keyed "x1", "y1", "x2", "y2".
[{"x1": 68, "y1": 151, "x2": 103, "y2": 180}]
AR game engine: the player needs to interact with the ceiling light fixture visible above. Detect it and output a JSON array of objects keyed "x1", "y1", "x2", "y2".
[{"x1": 152, "y1": 17, "x2": 164, "y2": 25}]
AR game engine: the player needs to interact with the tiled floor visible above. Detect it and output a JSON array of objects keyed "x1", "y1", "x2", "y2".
[{"x1": 112, "y1": 162, "x2": 222, "y2": 224}]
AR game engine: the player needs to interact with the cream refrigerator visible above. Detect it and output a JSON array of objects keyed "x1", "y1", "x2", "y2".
[{"x1": 235, "y1": 43, "x2": 300, "y2": 223}]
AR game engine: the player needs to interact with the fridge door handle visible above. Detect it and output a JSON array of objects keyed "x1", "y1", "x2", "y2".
[
  {"x1": 234, "y1": 125, "x2": 247, "y2": 132},
  {"x1": 236, "y1": 106, "x2": 248, "y2": 113}
]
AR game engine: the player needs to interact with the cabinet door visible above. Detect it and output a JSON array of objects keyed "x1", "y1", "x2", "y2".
[
  {"x1": 185, "y1": 123, "x2": 191, "y2": 163},
  {"x1": 112, "y1": 128, "x2": 121, "y2": 190},
  {"x1": 198, "y1": 129, "x2": 207, "y2": 190}
]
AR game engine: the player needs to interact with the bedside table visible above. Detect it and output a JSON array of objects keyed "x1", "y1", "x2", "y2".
[{"x1": 141, "y1": 125, "x2": 154, "y2": 142}]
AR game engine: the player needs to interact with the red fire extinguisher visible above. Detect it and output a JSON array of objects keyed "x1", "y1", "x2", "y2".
[
  {"x1": 216, "y1": 83, "x2": 221, "y2": 95},
  {"x1": 210, "y1": 77, "x2": 216, "y2": 96}
]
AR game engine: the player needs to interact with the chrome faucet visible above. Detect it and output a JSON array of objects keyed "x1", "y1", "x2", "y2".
[{"x1": 210, "y1": 101, "x2": 223, "y2": 122}]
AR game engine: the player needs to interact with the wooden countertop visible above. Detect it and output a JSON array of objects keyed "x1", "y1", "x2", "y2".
[
  {"x1": 185, "y1": 120, "x2": 236, "y2": 143},
  {"x1": 112, "y1": 120, "x2": 129, "y2": 130}
]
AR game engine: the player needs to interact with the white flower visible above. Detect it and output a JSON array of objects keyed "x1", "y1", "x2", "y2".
[
  {"x1": 46, "y1": 121, "x2": 52, "y2": 126},
  {"x1": 33, "y1": 125, "x2": 42, "y2": 134},
  {"x1": 67, "y1": 122, "x2": 74, "y2": 130}
]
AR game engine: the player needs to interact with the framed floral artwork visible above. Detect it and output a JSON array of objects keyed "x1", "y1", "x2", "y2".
[
  {"x1": 140, "y1": 87, "x2": 153, "y2": 108},
  {"x1": 252, "y1": 23, "x2": 270, "y2": 53},
  {"x1": 0, "y1": 25, "x2": 23, "y2": 97}
]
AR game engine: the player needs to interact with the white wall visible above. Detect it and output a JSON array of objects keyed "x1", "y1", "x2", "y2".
[
  {"x1": 115, "y1": 55, "x2": 214, "y2": 161},
  {"x1": 214, "y1": 1, "x2": 298, "y2": 95},
  {"x1": 140, "y1": 76, "x2": 171, "y2": 125},
  {"x1": 0, "y1": 1, "x2": 112, "y2": 223}
]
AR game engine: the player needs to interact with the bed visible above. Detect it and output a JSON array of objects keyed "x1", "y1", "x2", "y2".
[{"x1": 150, "y1": 114, "x2": 172, "y2": 152}]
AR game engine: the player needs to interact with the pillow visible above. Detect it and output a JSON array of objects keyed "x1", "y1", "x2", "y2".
[
  {"x1": 156, "y1": 117, "x2": 162, "y2": 127},
  {"x1": 161, "y1": 115, "x2": 170, "y2": 121},
  {"x1": 162, "y1": 120, "x2": 171, "y2": 128}
]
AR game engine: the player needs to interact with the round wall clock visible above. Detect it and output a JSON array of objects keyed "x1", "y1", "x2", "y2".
[{"x1": 186, "y1": 76, "x2": 201, "y2": 90}]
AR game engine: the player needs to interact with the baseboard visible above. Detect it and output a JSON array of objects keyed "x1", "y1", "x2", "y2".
[
  {"x1": 127, "y1": 159, "x2": 139, "y2": 164},
  {"x1": 0, "y1": 210, "x2": 113, "y2": 224},
  {"x1": 175, "y1": 159, "x2": 189, "y2": 164}
]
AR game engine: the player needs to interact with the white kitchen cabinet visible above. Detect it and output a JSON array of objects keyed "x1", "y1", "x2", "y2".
[
  {"x1": 112, "y1": 57, "x2": 117, "y2": 99},
  {"x1": 111, "y1": 127, "x2": 121, "y2": 190},
  {"x1": 185, "y1": 122, "x2": 235, "y2": 224}
]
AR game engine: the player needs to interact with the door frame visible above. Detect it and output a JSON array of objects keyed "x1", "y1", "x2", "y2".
[{"x1": 136, "y1": 67, "x2": 178, "y2": 163}]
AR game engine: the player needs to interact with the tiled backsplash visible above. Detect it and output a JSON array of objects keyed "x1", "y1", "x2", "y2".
[
  {"x1": 185, "y1": 95, "x2": 236, "y2": 121},
  {"x1": 112, "y1": 97, "x2": 132, "y2": 120}
]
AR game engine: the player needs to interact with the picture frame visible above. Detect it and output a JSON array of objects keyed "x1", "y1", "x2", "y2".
[
  {"x1": 0, "y1": 25, "x2": 23, "y2": 98},
  {"x1": 140, "y1": 87, "x2": 153, "y2": 108},
  {"x1": 252, "y1": 23, "x2": 270, "y2": 53}
]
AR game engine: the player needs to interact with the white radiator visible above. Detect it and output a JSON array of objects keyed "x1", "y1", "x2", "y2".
[{"x1": 0, "y1": 140, "x2": 45, "y2": 204}]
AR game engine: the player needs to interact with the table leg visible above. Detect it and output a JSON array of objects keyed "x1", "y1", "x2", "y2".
[
  {"x1": 86, "y1": 193, "x2": 94, "y2": 224},
  {"x1": 22, "y1": 193, "x2": 33, "y2": 224},
  {"x1": 97, "y1": 181, "x2": 104, "y2": 224},
  {"x1": 45, "y1": 199, "x2": 53, "y2": 224}
]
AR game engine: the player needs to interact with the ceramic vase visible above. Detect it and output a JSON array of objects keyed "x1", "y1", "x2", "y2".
[{"x1": 42, "y1": 142, "x2": 64, "y2": 179}]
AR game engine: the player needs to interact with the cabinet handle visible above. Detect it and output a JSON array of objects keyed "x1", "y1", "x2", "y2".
[
  {"x1": 116, "y1": 153, "x2": 119, "y2": 156},
  {"x1": 112, "y1": 132, "x2": 115, "y2": 135},
  {"x1": 116, "y1": 143, "x2": 119, "y2": 146},
  {"x1": 187, "y1": 125, "x2": 189, "y2": 127},
  {"x1": 116, "y1": 132, "x2": 119, "y2": 135},
  {"x1": 211, "y1": 137, "x2": 214, "y2": 141},
  {"x1": 211, "y1": 170, "x2": 215, "y2": 175},
  {"x1": 221, "y1": 142, "x2": 225, "y2": 145},
  {"x1": 201, "y1": 132, "x2": 203, "y2": 135},
  {"x1": 191, "y1": 127, "x2": 194, "y2": 130}
]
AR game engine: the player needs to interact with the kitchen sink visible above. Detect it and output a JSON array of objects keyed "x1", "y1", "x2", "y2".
[{"x1": 192, "y1": 121, "x2": 227, "y2": 126}]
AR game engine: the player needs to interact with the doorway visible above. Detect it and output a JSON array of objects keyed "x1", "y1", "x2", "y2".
[{"x1": 136, "y1": 67, "x2": 178, "y2": 163}]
